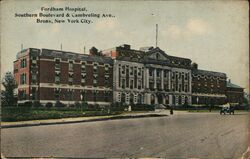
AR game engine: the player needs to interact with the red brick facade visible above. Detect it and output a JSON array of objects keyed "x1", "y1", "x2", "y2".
[{"x1": 14, "y1": 48, "x2": 113, "y2": 106}]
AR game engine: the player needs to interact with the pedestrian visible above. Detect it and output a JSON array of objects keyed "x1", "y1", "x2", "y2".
[{"x1": 170, "y1": 106, "x2": 174, "y2": 115}]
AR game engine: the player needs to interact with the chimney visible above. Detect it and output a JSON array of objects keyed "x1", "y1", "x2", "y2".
[
  {"x1": 192, "y1": 63, "x2": 198, "y2": 70},
  {"x1": 228, "y1": 79, "x2": 231, "y2": 83},
  {"x1": 120, "y1": 44, "x2": 130, "y2": 50}
]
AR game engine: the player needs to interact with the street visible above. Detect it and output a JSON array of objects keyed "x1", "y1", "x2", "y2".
[{"x1": 1, "y1": 112, "x2": 249, "y2": 158}]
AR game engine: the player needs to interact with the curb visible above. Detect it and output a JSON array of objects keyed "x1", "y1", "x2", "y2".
[{"x1": 1, "y1": 114, "x2": 167, "y2": 129}]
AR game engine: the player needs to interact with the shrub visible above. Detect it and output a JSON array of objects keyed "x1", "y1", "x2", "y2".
[
  {"x1": 55, "y1": 101, "x2": 66, "y2": 107},
  {"x1": 80, "y1": 101, "x2": 88, "y2": 110},
  {"x1": 74, "y1": 101, "x2": 81, "y2": 108},
  {"x1": 33, "y1": 101, "x2": 41, "y2": 107},
  {"x1": 131, "y1": 104, "x2": 155, "y2": 111},
  {"x1": 110, "y1": 102, "x2": 128, "y2": 111},
  {"x1": 45, "y1": 102, "x2": 53, "y2": 109},
  {"x1": 22, "y1": 101, "x2": 32, "y2": 107}
]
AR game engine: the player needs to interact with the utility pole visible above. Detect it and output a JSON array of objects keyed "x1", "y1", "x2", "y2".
[
  {"x1": 84, "y1": 46, "x2": 86, "y2": 54},
  {"x1": 60, "y1": 43, "x2": 62, "y2": 51},
  {"x1": 156, "y1": 24, "x2": 158, "y2": 47},
  {"x1": 21, "y1": 44, "x2": 23, "y2": 51}
]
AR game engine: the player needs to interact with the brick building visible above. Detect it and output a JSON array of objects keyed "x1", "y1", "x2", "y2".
[
  {"x1": 14, "y1": 48, "x2": 113, "y2": 105},
  {"x1": 226, "y1": 80, "x2": 244, "y2": 105},
  {"x1": 191, "y1": 67, "x2": 227, "y2": 106},
  {"x1": 13, "y1": 44, "x2": 244, "y2": 106}
]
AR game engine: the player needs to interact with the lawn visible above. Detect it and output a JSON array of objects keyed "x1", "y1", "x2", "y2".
[{"x1": 1, "y1": 107, "x2": 122, "y2": 122}]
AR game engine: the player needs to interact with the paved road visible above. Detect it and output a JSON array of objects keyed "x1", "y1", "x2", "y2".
[{"x1": 2, "y1": 112, "x2": 249, "y2": 158}]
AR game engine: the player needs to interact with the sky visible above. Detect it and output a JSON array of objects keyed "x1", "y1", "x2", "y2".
[{"x1": 1, "y1": 0, "x2": 249, "y2": 93}]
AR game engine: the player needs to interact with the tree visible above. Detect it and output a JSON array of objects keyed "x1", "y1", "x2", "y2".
[
  {"x1": 1, "y1": 72, "x2": 17, "y2": 106},
  {"x1": 89, "y1": 47, "x2": 103, "y2": 56}
]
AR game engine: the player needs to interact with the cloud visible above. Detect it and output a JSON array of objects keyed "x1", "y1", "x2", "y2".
[
  {"x1": 94, "y1": 19, "x2": 119, "y2": 31},
  {"x1": 186, "y1": 19, "x2": 212, "y2": 35},
  {"x1": 163, "y1": 18, "x2": 212, "y2": 39},
  {"x1": 165, "y1": 25, "x2": 181, "y2": 39}
]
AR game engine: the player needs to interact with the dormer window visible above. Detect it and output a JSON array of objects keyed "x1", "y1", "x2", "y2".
[{"x1": 156, "y1": 53, "x2": 160, "y2": 60}]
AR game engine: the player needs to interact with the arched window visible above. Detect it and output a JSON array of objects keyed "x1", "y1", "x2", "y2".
[
  {"x1": 172, "y1": 96, "x2": 176, "y2": 105},
  {"x1": 178, "y1": 96, "x2": 182, "y2": 105},
  {"x1": 185, "y1": 96, "x2": 188, "y2": 105},
  {"x1": 151, "y1": 94, "x2": 155, "y2": 105},
  {"x1": 165, "y1": 95, "x2": 169, "y2": 104},
  {"x1": 138, "y1": 94, "x2": 142, "y2": 104},
  {"x1": 130, "y1": 93, "x2": 134, "y2": 105},
  {"x1": 156, "y1": 53, "x2": 160, "y2": 60},
  {"x1": 121, "y1": 93, "x2": 126, "y2": 103}
]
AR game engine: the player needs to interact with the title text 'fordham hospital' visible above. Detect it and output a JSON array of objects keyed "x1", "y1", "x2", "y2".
[{"x1": 41, "y1": 7, "x2": 87, "y2": 12}]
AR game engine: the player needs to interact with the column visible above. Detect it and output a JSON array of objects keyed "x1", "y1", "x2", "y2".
[
  {"x1": 161, "y1": 70, "x2": 164, "y2": 90},
  {"x1": 189, "y1": 72, "x2": 192, "y2": 93},
  {"x1": 145, "y1": 93, "x2": 151, "y2": 104},
  {"x1": 146, "y1": 68, "x2": 149, "y2": 89},
  {"x1": 154, "y1": 69, "x2": 157, "y2": 89},
  {"x1": 169, "y1": 95, "x2": 172, "y2": 105},
  {"x1": 168, "y1": 70, "x2": 171, "y2": 90}
]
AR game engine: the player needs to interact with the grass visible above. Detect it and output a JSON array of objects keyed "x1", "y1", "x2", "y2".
[{"x1": 1, "y1": 107, "x2": 122, "y2": 122}]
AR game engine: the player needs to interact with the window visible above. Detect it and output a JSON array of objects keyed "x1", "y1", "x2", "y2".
[
  {"x1": 93, "y1": 63, "x2": 98, "y2": 73},
  {"x1": 81, "y1": 62, "x2": 86, "y2": 72},
  {"x1": 157, "y1": 82, "x2": 161, "y2": 90},
  {"x1": 164, "y1": 70, "x2": 168, "y2": 78},
  {"x1": 156, "y1": 53, "x2": 160, "y2": 60},
  {"x1": 138, "y1": 80, "x2": 142, "y2": 89},
  {"x1": 68, "y1": 90, "x2": 73, "y2": 101},
  {"x1": 55, "y1": 59, "x2": 60, "y2": 70},
  {"x1": 185, "y1": 85, "x2": 188, "y2": 92},
  {"x1": 138, "y1": 68, "x2": 141, "y2": 76},
  {"x1": 130, "y1": 80, "x2": 134, "y2": 89},
  {"x1": 149, "y1": 82, "x2": 154, "y2": 90},
  {"x1": 31, "y1": 74, "x2": 37, "y2": 84},
  {"x1": 130, "y1": 67, "x2": 134, "y2": 76},
  {"x1": 157, "y1": 70, "x2": 160, "y2": 77},
  {"x1": 104, "y1": 91, "x2": 109, "y2": 102},
  {"x1": 55, "y1": 72, "x2": 60, "y2": 84},
  {"x1": 31, "y1": 88, "x2": 36, "y2": 100},
  {"x1": 81, "y1": 73, "x2": 86, "y2": 79},
  {"x1": 81, "y1": 91, "x2": 86, "y2": 101},
  {"x1": 121, "y1": 66, "x2": 125, "y2": 74},
  {"x1": 122, "y1": 79, "x2": 125, "y2": 89},
  {"x1": 164, "y1": 83, "x2": 168, "y2": 90},
  {"x1": 20, "y1": 59, "x2": 27, "y2": 68},
  {"x1": 93, "y1": 91, "x2": 97, "y2": 102},
  {"x1": 69, "y1": 61, "x2": 73, "y2": 71},
  {"x1": 31, "y1": 57, "x2": 37, "y2": 67},
  {"x1": 69, "y1": 73, "x2": 73, "y2": 85},
  {"x1": 172, "y1": 72, "x2": 175, "y2": 79},
  {"x1": 104, "y1": 76, "x2": 109, "y2": 87},
  {"x1": 20, "y1": 73, "x2": 26, "y2": 85},
  {"x1": 149, "y1": 69, "x2": 153, "y2": 76},
  {"x1": 55, "y1": 88, "x2": 60, "y2": 100},
  {"x1": 105, "y1": 65, "x2": 109, "y2": 74},
  {"x1": 19, "y1": 90, "x2": 26, "y2": 100},
  {"x1": 81, "y1": 73, "x2": 86, "y2": 86},
  {"x1": 81, "y1": 79, "x2": 86, "y2": 85},
  {"x1": 93, "y1": 74, "x2": 98, "y2": 86}
]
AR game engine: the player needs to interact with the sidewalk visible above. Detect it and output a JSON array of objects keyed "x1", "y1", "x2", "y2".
[{"x1": 1, "y1": 112, "x2": 168, "y2": 128}]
